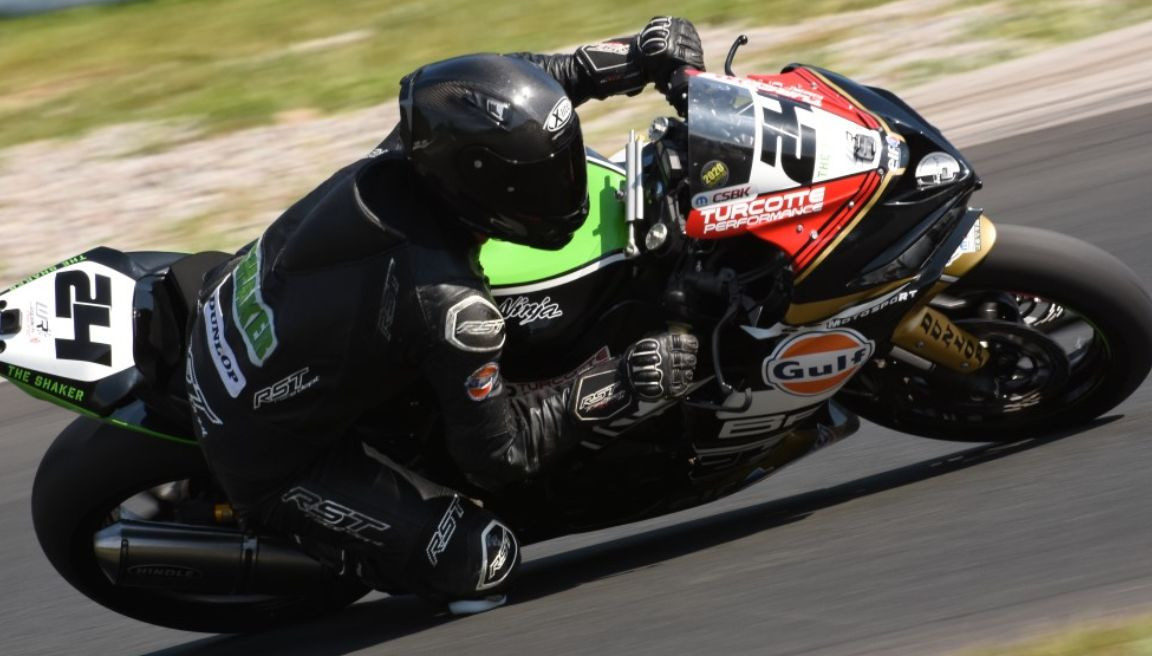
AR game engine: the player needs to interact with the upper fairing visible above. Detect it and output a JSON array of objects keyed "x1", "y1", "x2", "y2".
[{"x1": 683, "y1": 70, "x2": 909, "y2": 273}]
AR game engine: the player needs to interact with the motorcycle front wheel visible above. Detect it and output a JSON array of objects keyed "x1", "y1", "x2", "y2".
[
  {"x1": 31, "y1": 417, "x2": 369, "y2": 633},
  {"x1": 839, "y1": 224, "x2": 1152, "y2": 441}
]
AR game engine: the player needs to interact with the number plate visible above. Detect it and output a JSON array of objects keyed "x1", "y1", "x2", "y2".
[{"x1": 0, "y1": 259, "x2": 137, "y2": 383}]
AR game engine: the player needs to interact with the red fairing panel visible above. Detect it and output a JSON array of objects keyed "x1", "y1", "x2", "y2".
[
  {"x1": 685, "y1": 68, "x2": 893, "y2": 273},
  {"x1": 686, "y1": 171, "x2": 883, "y2": 270},
  {"x1": 746, "y1": 68, "x2": 882, "y2": 131}
]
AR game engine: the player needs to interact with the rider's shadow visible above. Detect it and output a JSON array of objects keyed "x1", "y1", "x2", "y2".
[{"x1": 144, "y1": 419, "x2": 1113, "y2": 656}]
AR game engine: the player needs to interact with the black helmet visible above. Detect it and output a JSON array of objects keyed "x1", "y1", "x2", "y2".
[{"x1": 399, "y1": 54, "x2": 589, "y2": 250}]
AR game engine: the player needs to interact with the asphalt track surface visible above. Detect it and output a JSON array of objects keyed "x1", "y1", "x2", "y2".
[{"x1": 3, "y1": 104, "x2": 1152, "y2": 656}]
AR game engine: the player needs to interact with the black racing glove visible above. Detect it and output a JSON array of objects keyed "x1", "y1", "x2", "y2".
[
  {"x1": 637, "y1": 16, "x2": 705, "y2": 94},
  {"x1": 625, "y1": 332, "x2": 700, "y2": 402}
]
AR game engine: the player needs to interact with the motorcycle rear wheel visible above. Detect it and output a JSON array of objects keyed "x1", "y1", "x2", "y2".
[
  {"x1": 840, "y1": 224, "x2": 1152, "y2": 441},
  {"x1": 31, "y1": 417, "x2": 369, "y2": 633}
]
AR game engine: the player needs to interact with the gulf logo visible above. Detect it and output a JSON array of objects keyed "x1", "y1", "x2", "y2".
[
  {"x1": 465, "y1": 362, "x2": 502, "y2": 402},
  {"x1": 762, "y1": 329, "x2": 875, "y2": 396}
]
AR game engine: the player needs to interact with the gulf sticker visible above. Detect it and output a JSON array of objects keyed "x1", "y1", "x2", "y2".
[
  {"x1": 465, "y1": 362, "x2": 502, "y2": 402},
  {"x1": 762, "y1": 329, "x2": 874, "y2": 396}
]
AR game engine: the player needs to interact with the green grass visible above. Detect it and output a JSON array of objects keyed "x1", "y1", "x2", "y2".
[
  {"x1": 965, "y1": 614, "x2": 1152, "y2": 656},
  {"x1": 0, "y1": 0, "x2": 895, "y2": 148},
  {"x1": 2, "y1": 0, "x2": 1151, "y2": 149},
  {"x1": 981, "y1": 0, "x2": 1152, "y2": 45}
]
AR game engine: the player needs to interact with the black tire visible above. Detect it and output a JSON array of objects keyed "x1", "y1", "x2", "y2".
[
  {"x1": 842, "y1": 224, "x2": 1152, "y2": 441},
  {"x1": 31, "y1": 418, "x2": 368, "y2": 633}
]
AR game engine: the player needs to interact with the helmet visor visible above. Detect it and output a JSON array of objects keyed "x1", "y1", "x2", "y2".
[{"x1": 457, "y1": 130, "x2": 588, "y2": 226}]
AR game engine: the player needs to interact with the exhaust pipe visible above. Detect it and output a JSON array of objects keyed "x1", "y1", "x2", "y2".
[{"x1": 94, "y1": 519, "x2": 334, "y2": 594}]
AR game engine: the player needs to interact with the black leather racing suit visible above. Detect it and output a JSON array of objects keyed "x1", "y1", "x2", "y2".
[{"x1": 185, "y1": 42, "x2": 652, "y2": 599}]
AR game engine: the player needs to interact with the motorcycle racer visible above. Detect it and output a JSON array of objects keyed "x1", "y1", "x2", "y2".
[{"x1": 185, "y1": 17, "x2": 705, "y2": 613}]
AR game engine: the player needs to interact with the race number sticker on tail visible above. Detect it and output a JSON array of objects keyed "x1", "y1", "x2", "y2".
[
  {"x1": 0, "y1": 257, "x2": 136, "y2": 382},
  {"x1": 762, "y1": 328, "x2": 874, "y2": 396}
]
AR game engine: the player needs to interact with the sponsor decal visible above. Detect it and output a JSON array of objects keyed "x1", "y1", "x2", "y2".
[
  {"x1": 281, "y1": 487, "x2": 390, "y2": 546},
  {"x1": 700, "y1": 160, "x2": 729, "y2": 189},
  {"x1": 572, "y1": 369, "x2": 630, "y2": 422},
  {"x1": 498, "y1": 295, "x2": 563, "y2": 326},
  {"x1": 691, "y1": 184, "x2": 755, "y2": 209},
  {"x1": 377, "y1": 258, "x2": 399, "y2": 341},
  {"x1": 585, "y1": 41, "x2": 631, "y2": 56},
  {"x1": 506, "y1": 346, "x2": 611, "y2": 396},
  {"x1": 578, "y1": 383, "x2": 623, "y2": 413},
  {"x1": 27, "y1": 301, "x2": 51, "y2": 343},
  {"x1": 232, "y1": 242, "x2": 278, "y2": 366},
  {"x1": 917, "y1": 311, "x2": 990, "y2": 367},
  {"x1": 445, "y1": 296, "x2": 506, "y2": 353},
  {"x1": 762, "y1": 329, "x2": 874, "y2": 396},
  {"x1": 717, "y1": 405, "x2": 820, "y2": 439},
  {"x1": 885, "y1": 135, "x2": 903, "y2": 171},
  {"x1": 477, "y1": 520, "x2": 519, "y2": 591},
  {"x1": 544, "y1": 96, "x2": 574, "y2": 133},
  {"x1": 126, "y1": 565, "x2": 202, "y2": 580},
  {"x1": 253, "y1": 366, "x2": 319, "y2": 409},
  {"x1": 826, "y1": 289, "x2": 919, "y2": 328},
  {"x1": 465, "y1": 362, "x2": 502, "y2": 402},
  {"x1": 947, "y1": 222, "x2": 983, "y2": 265},
  {"x1": 53, "y1": 270, "x2": 113, "y2": 366},
  {"x1": 365, "y1": 147, "x2": 385, "y2": 158},
  {"x1": 186, "y1": 354, "x2": 223, "y2": 432},
  {"x1": 426, "y1": 496, "x2": 465, "y2": 566},
  {"x1": 815, "y1": 152, "x2": 832, "y2": 179},
  {"x1": 3, "y1": 364, "x2": 86, "y2": 402},
  {"x1": 851, "y1": 133, "x2": 877, "y2": 162},
  {"x1": 203, "y1": 286, "x2": 247, "y2": 397},
  {"x1": 697, "y1": 186, "x2": 826, "y2": 235}
]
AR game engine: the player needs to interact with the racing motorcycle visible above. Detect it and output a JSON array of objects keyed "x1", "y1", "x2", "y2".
[{"x1": 8, "y1": 38, "x2": 1151, "y2": 632}]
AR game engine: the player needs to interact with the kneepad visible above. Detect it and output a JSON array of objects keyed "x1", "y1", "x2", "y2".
[{"x1": 416, "y1": 496, "x2": 520, "y2": 599}]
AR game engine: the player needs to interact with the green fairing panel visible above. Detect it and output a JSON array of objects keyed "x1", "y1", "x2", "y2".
[{"x1": 480, "y1": 158, "x2": 627, "y2": 287}]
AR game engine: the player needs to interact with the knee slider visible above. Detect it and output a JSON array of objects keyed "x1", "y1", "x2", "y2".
[{"x1": 418, "y1": 496, "x2": 520, "y2": 599}]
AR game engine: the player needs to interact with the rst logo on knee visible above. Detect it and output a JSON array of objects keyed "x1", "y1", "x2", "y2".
[{"x1": 281, "y1": 487, "x2": 390, "y2": 546}]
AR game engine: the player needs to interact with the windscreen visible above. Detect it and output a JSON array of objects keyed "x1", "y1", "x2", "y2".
[{"x1": 687, "y1": 75, "x2": 758, "y2": 198}]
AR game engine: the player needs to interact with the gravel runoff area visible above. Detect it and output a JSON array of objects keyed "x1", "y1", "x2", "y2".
[{"x1": 0, "y1": 13, "x2": 1149, "y2": 285}]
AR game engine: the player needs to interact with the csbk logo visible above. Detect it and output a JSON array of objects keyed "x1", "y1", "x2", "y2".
[{"x1": 762, "y1": 329, "x2": 874, "y2": 396}]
